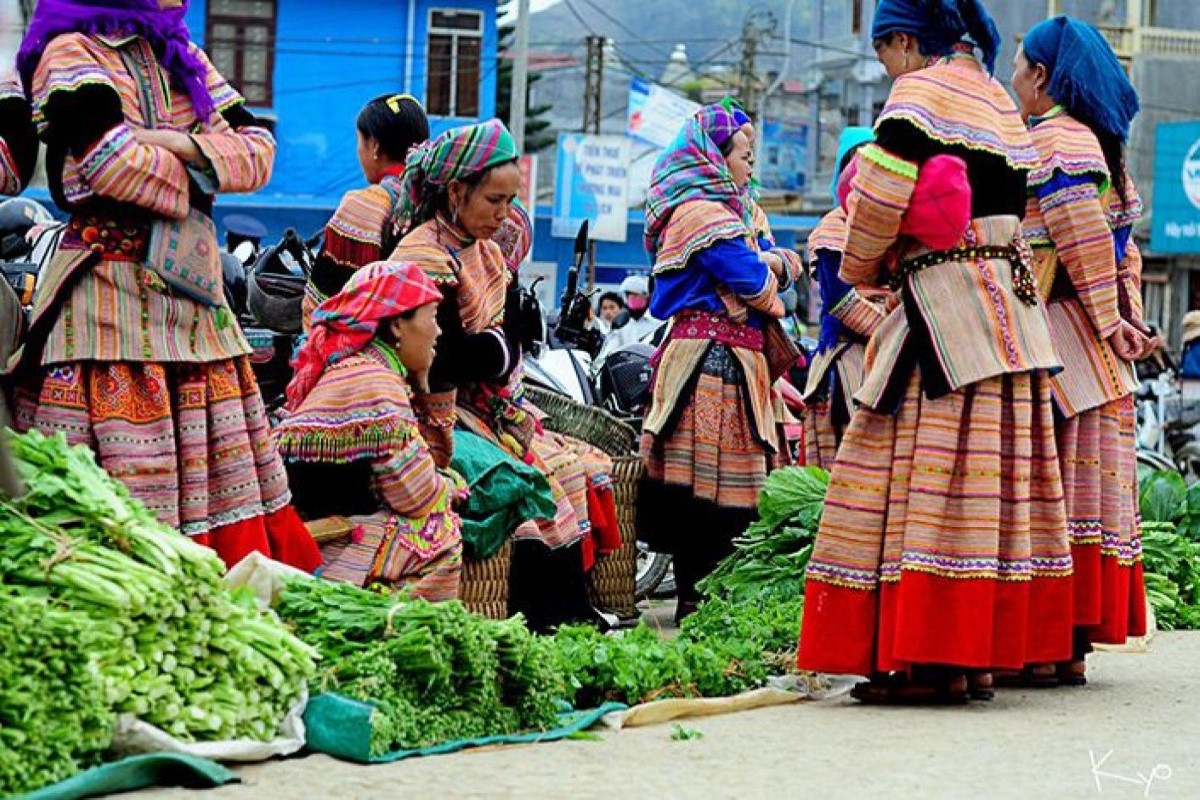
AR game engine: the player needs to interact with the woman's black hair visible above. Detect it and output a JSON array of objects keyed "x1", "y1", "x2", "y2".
[
  {"x1": 1091, "y1": 125, "x2": 1130, "y2": 204},
  {"x1": 837, "y1": 141, "x2": 869, "y2": 178},
  {"x1": 718, "y1": 135, "x2": 739, "y2": 157},
  {"x1": 598, "y1": 291, "x2": 625, "y2": 310},
  {"x1": 357, "y1": 94, "x2": 430, "y2": 164}
]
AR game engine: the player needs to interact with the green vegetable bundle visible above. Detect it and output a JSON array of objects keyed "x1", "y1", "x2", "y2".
[
  {"x1": 549, "y1": 596, "x2": 804, "y2": 707},
  {"x1": 699, "y1": 467, "x2": 829, "y2": 602},
  {"x1": 1140, "y1": 520, "x2": 1200, "y2": 630},
  {"x1": 0, "y1": 589, "x2": 115, "y2": 796},
  {"x1": 275, "y1": 578, "x2": 562, "y2": 756},
  {"x1": 2, "y1": 430, "x2": 317, "y2": 750}
]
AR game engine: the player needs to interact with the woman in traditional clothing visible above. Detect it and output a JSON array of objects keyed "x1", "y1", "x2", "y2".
[
  {"x1": 639, "y1": 105, "x2": 796, "y2": 622},
  {"x1": 302, "y1": 94, "x2": 429, "y2": 330},
  {"x1": 12, "y1": 0, "x2": 320, "y2": 572},
  {"x1": 0, "y1": 72, "x2": 38, "y2": 196},
  {"x1": 275, "y1": 261, "x2": 464, "y2": 599},
  {"x1": 802, "y1": 127, "x2": 887, "y2": 470},
  {"x1": 1010, "y1": 15, "x2": 1151, "y2": 684},
  {"x1": 389, "y1": 120, "x2": 618, "y2": 629},
  {"x1": 796, "y1": 0, "x2": 1074, "y2": 703}
]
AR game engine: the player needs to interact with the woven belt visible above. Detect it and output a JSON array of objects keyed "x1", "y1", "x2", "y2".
[{"x1": 890, "y1": 244, "x2": 1039, "y2": 306}]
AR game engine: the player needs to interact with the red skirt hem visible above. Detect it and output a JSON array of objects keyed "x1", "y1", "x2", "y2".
[{"x1": 194, "y1": 505, "x2": 322, "y2": 573}]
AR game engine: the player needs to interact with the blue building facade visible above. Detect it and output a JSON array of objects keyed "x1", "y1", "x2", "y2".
[{"x1": 183, "y1": 0, "x2": 500, "y2": 205}]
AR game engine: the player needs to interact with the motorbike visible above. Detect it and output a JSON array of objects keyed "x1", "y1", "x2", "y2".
[{"x1": 1135, "y1": 347, "x2": 1200, "y2": 482}]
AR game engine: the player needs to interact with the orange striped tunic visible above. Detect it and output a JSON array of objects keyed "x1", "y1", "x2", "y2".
[
  {"x1": 25, "y1": 32, "x2": 275, "y2": 367},
  {"x1": 1023, "y1": 111, "x2": 1141, "y2": 417}
]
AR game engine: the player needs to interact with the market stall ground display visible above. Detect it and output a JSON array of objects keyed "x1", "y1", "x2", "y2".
[
  {"x1": 1137, "y1": 469, "x2": 1200, "y2": 630},
  {"x1": 0, "y1": 430, "x2": 317, "y2": 797}
]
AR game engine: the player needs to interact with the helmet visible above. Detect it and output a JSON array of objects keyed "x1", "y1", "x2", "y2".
[
  {"x1": 619, "y1": 274, "x2": 649, "y2": 296},
  {"x1": 0, "y1": 198, "x2": 54, "y2": 260},
  {"x1": 597, "y1": 342, "x2": 655, "y2": 417},
  {"x1": 246, "y1": 235, "x2": 308, "y2": 334}
]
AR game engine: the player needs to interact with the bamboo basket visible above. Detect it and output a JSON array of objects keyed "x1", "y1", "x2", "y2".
[
  {"x1": 460, "y1": 541, "x2": 512, "y2": 620},
  {"x1": 522, "y1": 384, "x2": 643, "y2": 620}
]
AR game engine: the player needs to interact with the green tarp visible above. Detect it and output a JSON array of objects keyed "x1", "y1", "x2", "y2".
[
  {"x1": 20, "y1": 753, "x2": 237, "y2": 800},
  {"x1": 303, "y1": 692, "x2": 624, "y2": 764}
]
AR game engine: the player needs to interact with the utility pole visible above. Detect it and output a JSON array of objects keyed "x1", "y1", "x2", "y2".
[
  {"x1": 739, "y1": 19, "x2": 759, "y2": 114},
  {"x1": 582, "y1": 34, "x2": 605, "y2": 289},
  {"x1": 582, "y1": 34, "x2": 605, "y2": 135},
  {"x1": 508, "y1": 0, "x2": 531, "y2": 147}
]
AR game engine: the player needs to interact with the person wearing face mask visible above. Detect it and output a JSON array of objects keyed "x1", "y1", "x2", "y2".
[
  {"x1": 390, "y1": 120, "x2": 618, "y2": 630},
  {"x1": 796, "y1": 0, "x2": 1072, "y2": 704},
  {"x1": 639, "y1": 105, "x2": 795, "y2": 623},
  {"x1": 594, "y1": 274, "x2": 663, "y2": 366},
  {"x1": 1010, "y1": 15, "x2": 1151, "y2": 686},
  {"x1": 302, "y1": 94, "x2": 430, "y2": 331},
  {"x1": 11, "y1": 0, "x2": 320, "y2": 572},
  {"x1": 275, "y1": 261, "x2": 465, "y2": 599}
]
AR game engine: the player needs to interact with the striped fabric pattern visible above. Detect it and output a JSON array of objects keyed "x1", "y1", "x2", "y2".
[
  {"x1": 642, "y1": 345, "x2": 776, "y2": 510},
  {"x1": 876, "y1": 57, "x2": 1040, "y2": 172},
  {"x1": 840, "y1": 144, "x2": 918, "y2": 286},
  {"x1": 33, "y1": 34, "x2": 274, "y2": 214},
  {"x1": 799, "y1": 370, "x2": 1075, "y2": 674},
  {"x1": 854, "y1": 217, "x2": 1062, "y2": 409},
  {"x1": 1024, "y1": 112, "x2": 1140, "y2": 417},
  {"x1": 1056, "y1": 395, "x2": 1146, "y2": 643},
  {"x1": 15, "y1": 357, "x2": 293, "y2": 536},
  {"x1": 0, "y1": 72, "x2": 21, "y2": 194},
  {"x1": 398, "y1": 119, "x2": 518, "y2": 223},
  {"x1": 390, "y1": 218, "x2": 510, "y2": 333},
  {"x1": 276, "y1": 349, "x2": 465, "y2": 587},
  {"x1": 651, "y1": 200, "x2": 754, "y2": 276}
]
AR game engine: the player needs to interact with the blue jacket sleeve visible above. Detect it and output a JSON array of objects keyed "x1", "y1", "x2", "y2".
[
  {"x1": 692, "y1": 238, "x2": 772, "y2": 298},
  {"x1": 814, "y1": 249, "x2": 853, "y2": 313}
]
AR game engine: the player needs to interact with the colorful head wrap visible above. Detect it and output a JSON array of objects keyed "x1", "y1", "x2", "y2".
[
  {"x1": 398, "y1": 119, "x2": 520, "y2": 225},
  {"x1": 493, "y1": 200, "x2": 533, "y2": 273},
  {"x1": 872, "y1": 0, "x2": 1001, "y2": 74},
  {"x1": 831, "y1": 126, "x2": 875, "y2": 198},
  {"x1": 645, "y1": 104, "x2": 748, "y2": 260},
  {"x1": 286, "y1": 261, "x2": 442, "y2": 410},
  {"x1": 1022, "y1": 16, "x2": 1139, "y2": 141},
  {"x1": 17, "y1": 0, "x2": 215, "y2": 119}
]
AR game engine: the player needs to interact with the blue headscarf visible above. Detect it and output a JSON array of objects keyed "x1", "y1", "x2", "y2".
[
  {"x1": 872, "y1": 0, "x2": 1001, "y2": 74},
  {"x1": 1022, "y1": 16, "x2": 1139, "y2": 142},
  {"x1": 831, "y1": 127, "x2": 875, "y2": 197}
]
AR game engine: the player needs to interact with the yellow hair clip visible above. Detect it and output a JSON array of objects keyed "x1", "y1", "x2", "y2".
[{"x1": 386, "y1": 94, "x2": 420, "y2": 114}]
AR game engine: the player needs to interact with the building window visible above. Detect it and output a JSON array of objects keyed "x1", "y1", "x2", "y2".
[
  {"x1": 206, "y1": 0, "x2": 277, "y2": 107},
  {"x1": 427, "y1": 9, "x2": 483, "y2": 118}
]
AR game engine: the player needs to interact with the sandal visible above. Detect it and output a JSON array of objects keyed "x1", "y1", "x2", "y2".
[
  {"x1": 1056, "y1": 659, "x2": 1087, "y2": 687},
  {"x1": 992, "y1": 663, "x2": 1059, "y2": 689},
  {"x1": 967, "y1": 671, "x2": 995, "y2": 701},
  {"x1": 850, "y1": 670, "x2": 970, "y2": 706}
]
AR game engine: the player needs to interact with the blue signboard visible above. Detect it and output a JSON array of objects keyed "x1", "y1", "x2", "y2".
[
  {"x1": 760, "y1": 118, "x2": 809, "y2": 193},
  {"x1": 552, "y1": 133, "x2": 631, "y2": 243},
  {"x1": 1152, "y1": 120, "x2": 1200, "y2": 254}
]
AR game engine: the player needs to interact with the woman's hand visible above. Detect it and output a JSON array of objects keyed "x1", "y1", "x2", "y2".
[
  {"x1": 760, "y1": 250, "x2": 786, "y2": 278},
  {"x1": 1106, "y1": 320, "x2": 1149, "y2": 362},
  {"x1": 134, "y1": 128, "x2": 205, "y2": 166}
]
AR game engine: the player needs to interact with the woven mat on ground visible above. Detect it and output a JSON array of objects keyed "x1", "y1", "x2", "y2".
[{"x1": 303, "y1": 693, "x2": 626, "y2": 764}]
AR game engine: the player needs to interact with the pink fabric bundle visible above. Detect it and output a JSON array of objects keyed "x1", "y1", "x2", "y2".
[{"x1": 838, "y1": 153, "x2": 971, "y2": 250}]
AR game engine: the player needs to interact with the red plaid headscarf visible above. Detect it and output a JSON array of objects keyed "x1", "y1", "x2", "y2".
[{"x1": 286, "y1": 261, "x2": 442, "y2": 409}]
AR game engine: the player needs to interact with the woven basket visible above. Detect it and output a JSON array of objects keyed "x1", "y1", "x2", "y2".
[
  {"x1": 522, "y1": 383, "x2": 643, "y2": 619},
  {"x1": 523, "y1": 384, "x2": 636, "y2": 456},
  {"x1": 461, "y1": 541, "x2": 512, "y2": 620}
]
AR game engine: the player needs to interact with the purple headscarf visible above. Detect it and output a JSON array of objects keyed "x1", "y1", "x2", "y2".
[{"x1": 17, "y1": 0, "x2": 215, "y2": 120}]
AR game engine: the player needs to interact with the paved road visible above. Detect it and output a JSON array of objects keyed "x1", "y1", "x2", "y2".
[{"x1": 142, "y1": 632, "x2": 1200, "y2": 800}]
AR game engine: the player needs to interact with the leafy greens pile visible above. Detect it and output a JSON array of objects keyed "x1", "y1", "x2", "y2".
[
  {"x1": 1, "y1": 429, "x2": 317, "y2": 793},
  {"x1": 1137, "y1": 470, "x2": 1200, "y2": 629},
  {"x1": 549, "y1": 595, "x2": 804, "y2": 707},
  {"x1": 275, "y1": 578, "x2": 562, "y2": 756},
  {"x1": 698, "y1": 467, "x2": 829, "y2": 602}
]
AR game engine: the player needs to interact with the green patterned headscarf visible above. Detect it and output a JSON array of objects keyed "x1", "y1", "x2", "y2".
[{"x1": 398, "y1": 119, "x2": 520, "y2": 223}]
